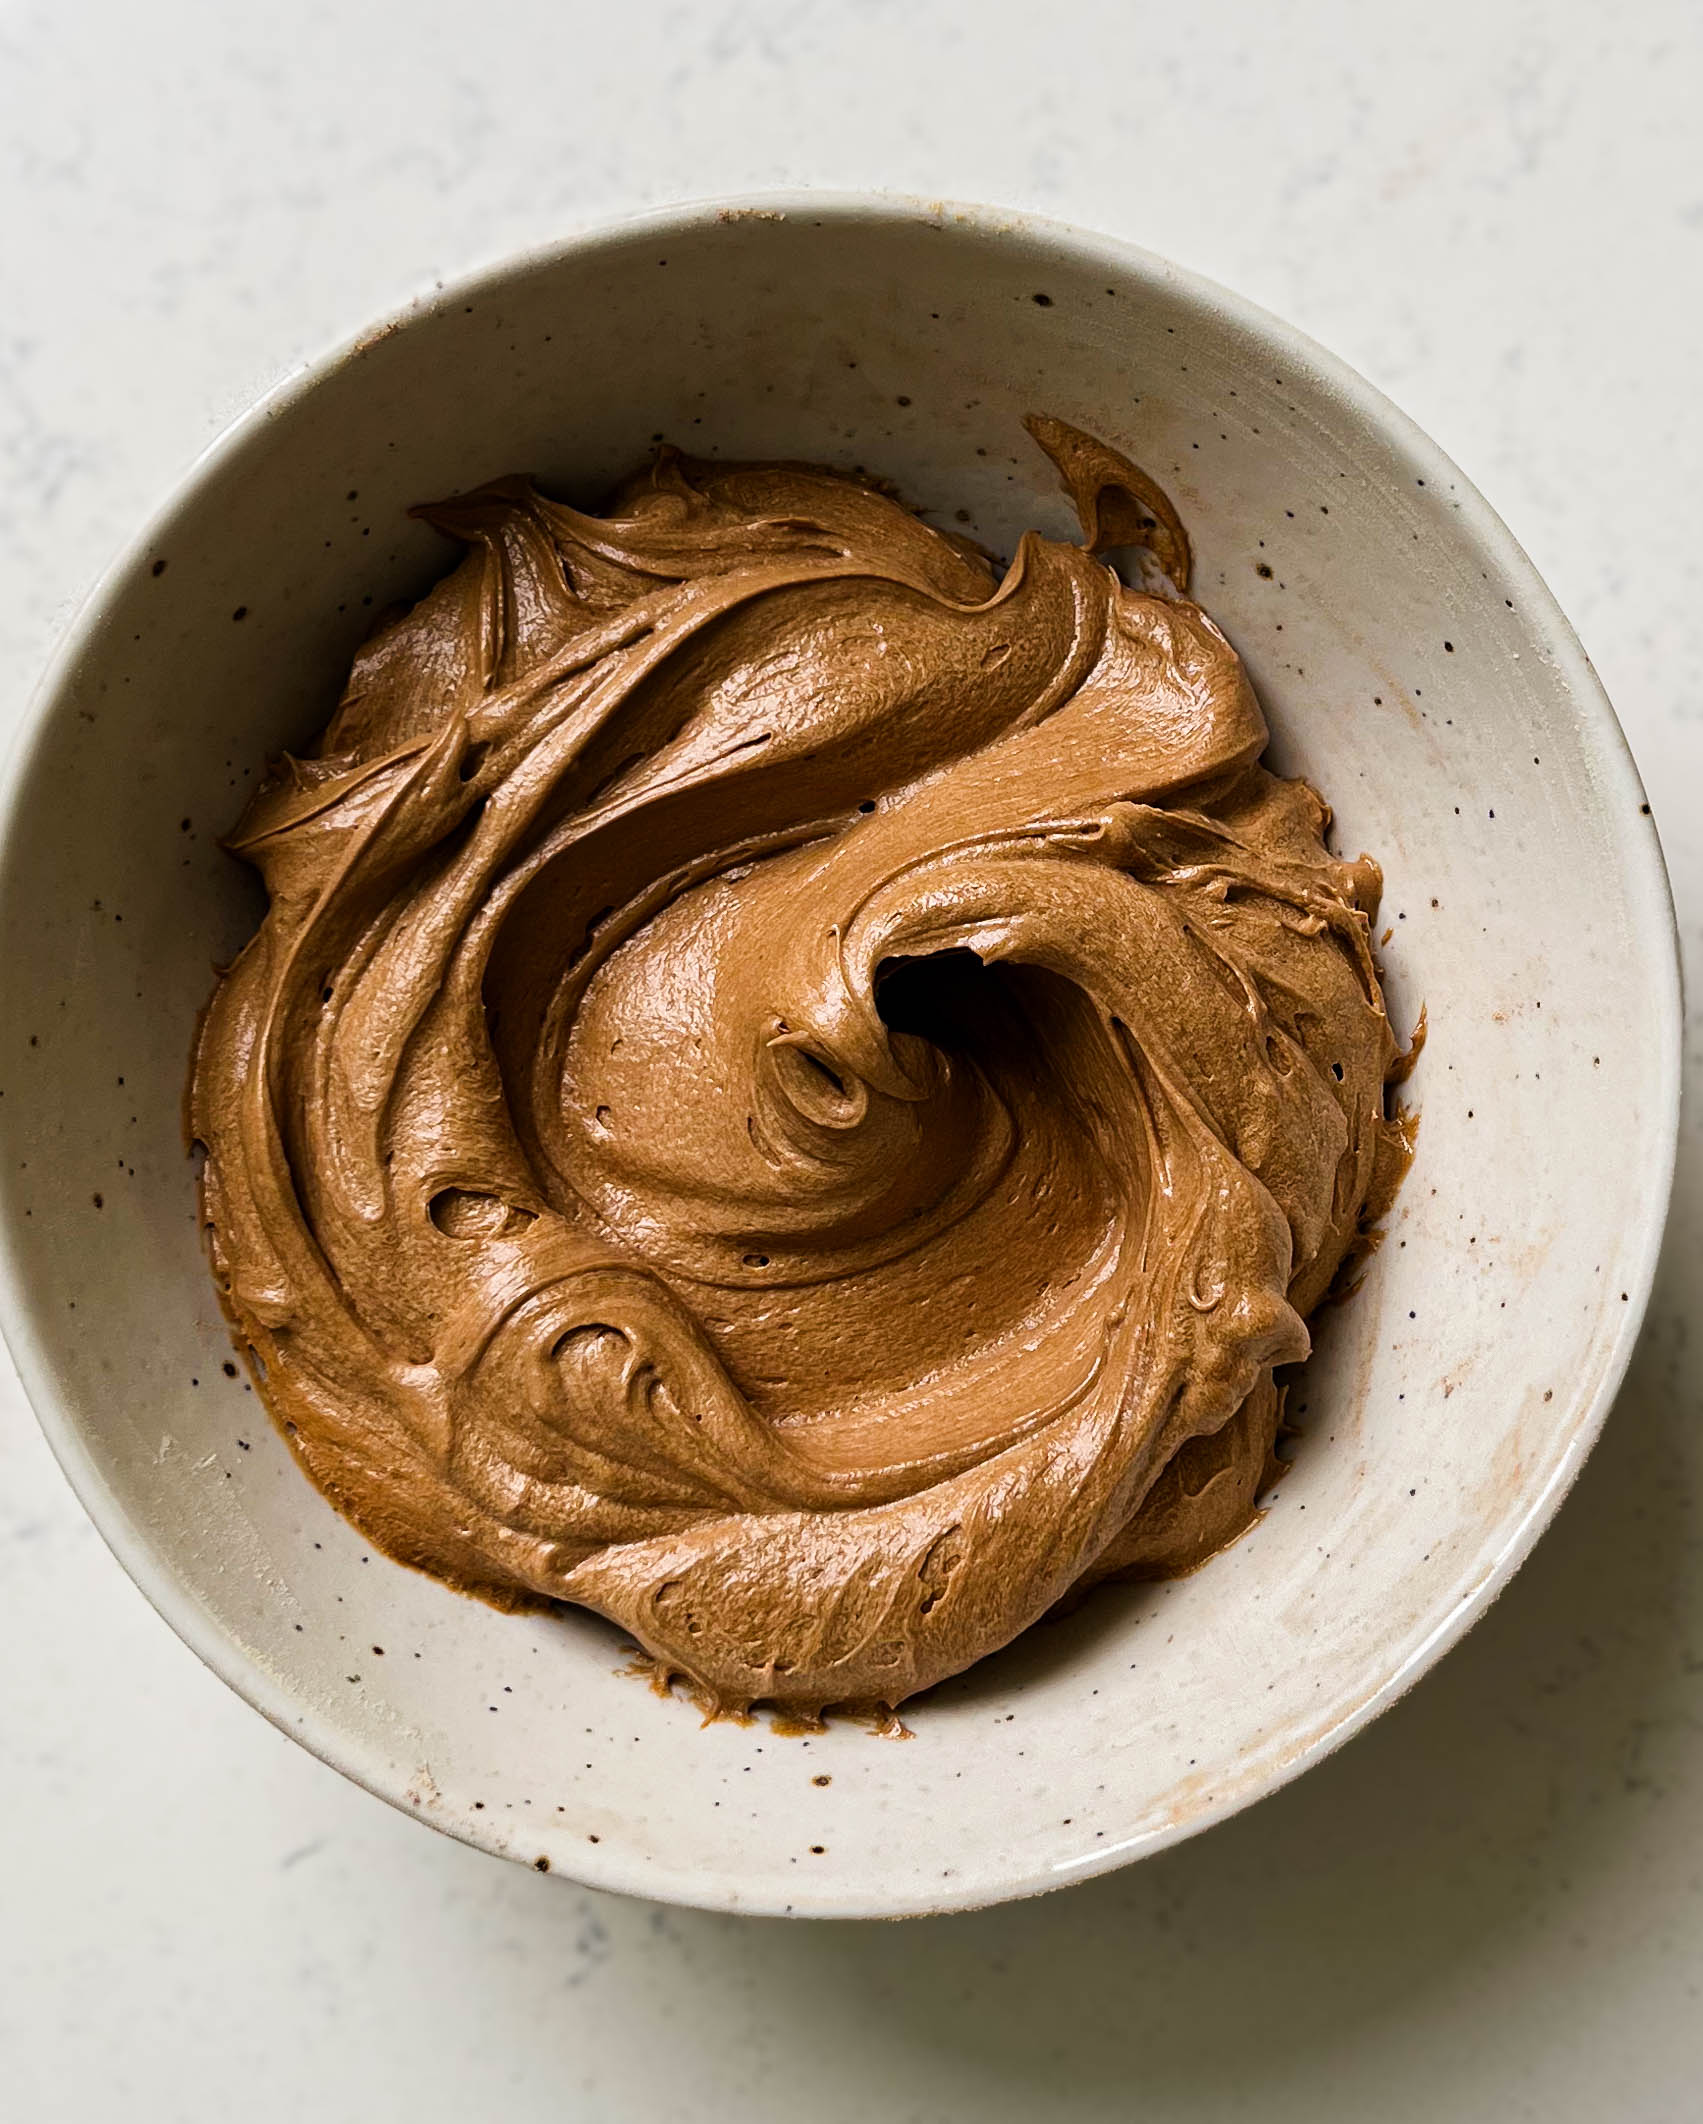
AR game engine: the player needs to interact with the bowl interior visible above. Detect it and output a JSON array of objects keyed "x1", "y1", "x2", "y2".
[{"x1": 0, "y1": 199, "x2": 1677, "y2": 1917}]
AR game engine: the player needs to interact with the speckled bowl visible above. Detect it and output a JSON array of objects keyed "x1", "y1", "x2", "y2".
[{"x1": 0, "y1": 195, "x2": 1680, "y2": 1918}]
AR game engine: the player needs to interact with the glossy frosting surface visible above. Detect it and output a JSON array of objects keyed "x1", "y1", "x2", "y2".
[{"x1": 191, "y1": 421, "x2": 1407, "y2": 1719}]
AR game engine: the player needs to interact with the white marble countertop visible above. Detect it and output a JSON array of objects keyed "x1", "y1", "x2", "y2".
[{"x1": 3, "y1": 3, "x2": 1700, "y2": 2116}]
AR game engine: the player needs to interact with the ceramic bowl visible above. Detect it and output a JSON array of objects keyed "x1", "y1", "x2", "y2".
[{"x1": 0, "y1": 195, "x2": 1679, "y2": 1918}]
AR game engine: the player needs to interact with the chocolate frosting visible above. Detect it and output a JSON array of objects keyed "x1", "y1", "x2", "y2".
[{"x1": 191, "y1": 419, "x2": 1409, "y2": 1721}]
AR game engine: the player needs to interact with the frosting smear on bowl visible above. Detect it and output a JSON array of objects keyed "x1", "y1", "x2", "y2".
[{"x1": 191, "y1": 420, "x2": 1410, "y2": 1722}]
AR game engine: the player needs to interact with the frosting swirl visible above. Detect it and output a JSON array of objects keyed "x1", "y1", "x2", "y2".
[{"x1": 192, "y1": 420, "x2": 1408, "y2": 1721}]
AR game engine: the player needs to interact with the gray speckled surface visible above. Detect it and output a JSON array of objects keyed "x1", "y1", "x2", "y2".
[{"x1": 2, "y1": 3, "x2": 1700, "y2": 2116}]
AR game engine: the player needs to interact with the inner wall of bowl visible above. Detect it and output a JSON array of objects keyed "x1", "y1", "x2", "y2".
[{"x1": 0, "y1": 204, "x2": 1672, "y2": 1915}]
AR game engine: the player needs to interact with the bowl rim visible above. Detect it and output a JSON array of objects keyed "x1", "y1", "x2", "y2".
[{"x1": 0, "y1": 188, "x2": 1683, "y2": 1919}]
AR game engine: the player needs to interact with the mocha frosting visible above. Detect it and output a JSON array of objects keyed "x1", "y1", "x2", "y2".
[{"x1": 191, "y1": 418, "x2": 1409, "y2": 1722}]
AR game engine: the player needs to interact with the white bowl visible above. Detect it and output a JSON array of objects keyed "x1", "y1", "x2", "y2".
[{"x1": 0, "y1": 195, "x2": 1679, "y2": 1918}]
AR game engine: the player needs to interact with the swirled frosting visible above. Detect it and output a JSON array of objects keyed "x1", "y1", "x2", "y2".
[{"x1": 192, "y1": 419, "x2": 1409, "y2": 1722}]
